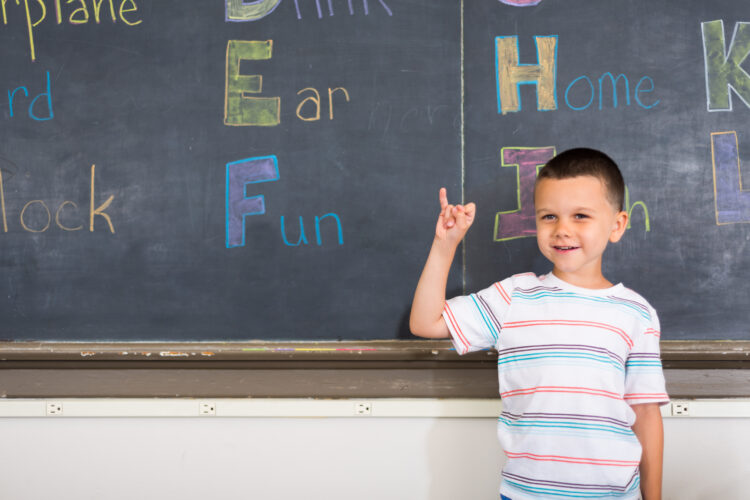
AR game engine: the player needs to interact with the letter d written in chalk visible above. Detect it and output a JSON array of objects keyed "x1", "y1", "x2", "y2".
[{"x1": 8, "y1": 71, "x2": 54, "y2": 121}]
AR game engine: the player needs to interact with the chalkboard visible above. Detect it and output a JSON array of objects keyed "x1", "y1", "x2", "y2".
[
  {"x1": 464, "y1": 0, "x2": 750, "y2": 341},
  {"x1": 0, "y1": 0, "x2": 462, "y2": 341},
  {"x1": 0, "y1": 0, "x2": 748, "y2": 342}
]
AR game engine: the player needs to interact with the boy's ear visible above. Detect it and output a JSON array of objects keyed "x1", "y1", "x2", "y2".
[{"x1": 609, "y1": 210, "x2": 629, "y2": 243}]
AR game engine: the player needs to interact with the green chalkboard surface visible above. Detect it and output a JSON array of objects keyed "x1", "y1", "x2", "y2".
[{"x1": 1, "y1": 0, "x2": 749, "y2": 342}]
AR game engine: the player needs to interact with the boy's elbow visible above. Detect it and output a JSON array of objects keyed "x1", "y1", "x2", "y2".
[
  {"x1": 409, "y1": 316, "x2": 449, "y2": 339},
  {"x1": 408, "y1": 316, "x2": 427, "y2": 338}
]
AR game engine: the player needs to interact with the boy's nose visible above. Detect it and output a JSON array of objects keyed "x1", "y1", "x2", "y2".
[{"x1": 553, "y1": 221, "x2": 571, "y2": 237}]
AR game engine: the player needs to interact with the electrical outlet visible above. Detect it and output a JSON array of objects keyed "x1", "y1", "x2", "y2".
[
  {"x1": 46, "y1": 402, "x2": 63, "y2": 416},
  {"x1": 673, "y1": 402, "x2": 689, "y2": 416},
  {"x1": 199, "y1": 402, "x2": 216, "y2": 416},
  {"x1": 354, "y1": 402, "x2": 372, "y2": 416}
]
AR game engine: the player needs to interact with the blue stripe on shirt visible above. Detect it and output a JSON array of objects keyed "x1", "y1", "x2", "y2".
[{"x1": 470, "y1": 293, "x2": 500, "y2": 342}]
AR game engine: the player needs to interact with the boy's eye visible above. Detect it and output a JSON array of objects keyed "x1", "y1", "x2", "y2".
[
  {"x1": 540, "y1": 214, "x2": 556, "y2": 221},
  {"x1": 574, "y1": 213, "x2": 589, "y2": 220}
]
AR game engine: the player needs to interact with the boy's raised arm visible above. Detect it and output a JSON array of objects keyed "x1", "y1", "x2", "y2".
[{"x1": 409, "y1": 188, "x2": 475, "y2": 339}]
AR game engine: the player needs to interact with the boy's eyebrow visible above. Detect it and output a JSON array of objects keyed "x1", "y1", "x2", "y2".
[{"x1": 535, "y1": 206, "x2": 598, "y2": 215}]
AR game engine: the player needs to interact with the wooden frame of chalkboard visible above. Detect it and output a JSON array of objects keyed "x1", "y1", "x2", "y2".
[{"x1": 2, "y1": 341, "x2": 749, "y2": 399}]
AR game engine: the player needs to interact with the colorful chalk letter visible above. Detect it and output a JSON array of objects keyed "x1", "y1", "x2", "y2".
[
  {"x1": 225, "y1": 40, "x2": 281, "y2": 126},
  {"x1": 701, "y1": 20, "x2": 750, "y2": 111},
  {"x1": 494, "y1": 147, "x2": 556, "y2": 241},
  {"x1": 711, "y1": 132, "x2": 750, "y2": 225},
  {"x1": 624, "y1": 187, "x2": 650, "y2": 232},
  {"x1": 280, "y1": 216, "x2": 309, "y2": 246},
  {"x1": 499, "y1": 0, "x2": 543, "y2": 5},
  {"x1": 8, "y1": 70, "x2": 54, "y2": 121},
  {"x1": 90, "y1": 164, "x2": 115, "y2": 233},
  {"x1": 226, "y1": 0, "x2": 282, "y2": 22},
  {"x1": 226, "y1": 155, "x2": 280, "y2": 248},
  {"x1": 315, "y1": 213, "x2": 344, "y2": 245},
  {"x1": 496, "y1": 36, "x2": 557, "y2": 114}
]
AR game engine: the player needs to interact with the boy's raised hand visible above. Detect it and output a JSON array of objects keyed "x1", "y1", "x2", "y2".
[
  {"x1": 436, "y1": 187, "x2": 476, "y2": 245},
  {"x1": 410, "y1": 188, "x2": 475, "y2": 339}
]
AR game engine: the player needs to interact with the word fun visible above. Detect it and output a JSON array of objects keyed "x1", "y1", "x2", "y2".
[{"x1": 225, "y1": 155, "x2": 344, "y2": 248}]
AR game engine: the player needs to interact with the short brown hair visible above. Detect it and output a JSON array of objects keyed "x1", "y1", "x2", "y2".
[{"x1": 537, "y1": 148, "x2": 625, "y2": 211}]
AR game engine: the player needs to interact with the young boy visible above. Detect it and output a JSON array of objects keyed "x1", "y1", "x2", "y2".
[{"x1": 410, "y1": 148, "x2": 668, "y2": 500}]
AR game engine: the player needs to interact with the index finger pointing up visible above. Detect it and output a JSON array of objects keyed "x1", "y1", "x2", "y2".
[{"x1": 439, "y1": 187, "x2": 448, "y2": 210}]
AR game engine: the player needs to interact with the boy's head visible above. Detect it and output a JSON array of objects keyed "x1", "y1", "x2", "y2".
[
  {"x1": 536, "y1": 148, "x2": 625, "y2": 211},
  {"x1": 533, "y1": 148, "x2": 629, "y2": 289}
]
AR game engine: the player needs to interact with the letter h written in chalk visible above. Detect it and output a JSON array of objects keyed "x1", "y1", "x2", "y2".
[{"x1": 496, "y1": 36, "x2": 558, "y2": 114}]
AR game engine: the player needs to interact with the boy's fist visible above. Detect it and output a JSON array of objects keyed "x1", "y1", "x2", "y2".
[{"x1": 436, "y1": 187, "x2": 476, "y2": 244}]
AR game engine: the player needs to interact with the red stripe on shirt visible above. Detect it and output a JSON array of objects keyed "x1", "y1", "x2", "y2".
[
  {"x1": 443, "y1": 303, "x2": 470, "y2": 352},
  {"x1": 503, "y1": 319, "x2": 633, "y2": 348},
  {"x1": 644, "y1": 328, "x2": 661, "y2": 338},
  {"x1": 494, "y1": 282, "x2": 512, "y2": 305},
  {"x1": 624, "y1": 393, "x2": 669, "y2": 401},
  {"x1": 505, "y1": 452, "x2": 639, "y2": 467},
  {"x1": 501, "y1": 386, "x2": 624, "y2": 400}
]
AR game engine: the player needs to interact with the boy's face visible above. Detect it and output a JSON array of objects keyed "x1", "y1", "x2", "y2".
[{"x1": 534, "y1": 175, "x2": 628, "y2": 289}]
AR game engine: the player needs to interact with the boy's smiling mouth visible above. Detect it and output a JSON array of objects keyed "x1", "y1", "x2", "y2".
[{"x1": 553, "y1": 245, "x2": 579, "y2": 252}]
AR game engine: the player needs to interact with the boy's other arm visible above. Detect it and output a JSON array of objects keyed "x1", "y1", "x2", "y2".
[
  {"x1": 631, "y1": 403, "x2": 664, "y2": 500},
  {"x1": 409, "y1": 188, "x2": 475, "y2": 339}
]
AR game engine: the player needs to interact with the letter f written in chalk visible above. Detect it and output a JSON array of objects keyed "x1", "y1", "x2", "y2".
[{"x1": 225, "y1": 155, "x2": 280, "y2": 248}]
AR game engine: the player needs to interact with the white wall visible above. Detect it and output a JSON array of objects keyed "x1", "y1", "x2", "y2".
[
  {"x1": 663, "y1": 418, "x2": 750, "y2": 499},
  {"x1": 1, "y1": 402, "x2": 749, "y2": 500}
]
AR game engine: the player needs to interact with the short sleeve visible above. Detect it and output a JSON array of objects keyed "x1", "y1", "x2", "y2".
[
  {"x1": 624, "y1": 306, "x2": 669, "y2": 406},
  {"x1": 442, "y1": 277, "x2": 513, "y2": 355}
]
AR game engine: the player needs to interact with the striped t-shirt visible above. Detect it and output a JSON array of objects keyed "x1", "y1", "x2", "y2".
[{"x1": 443, "y1": 272, "x2": 669, "y2": 500}]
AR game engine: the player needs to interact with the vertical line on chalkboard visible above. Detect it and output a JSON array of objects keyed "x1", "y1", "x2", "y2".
[{"x1": 460, "y1": 0, "x2": 467, "y2": 294}]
